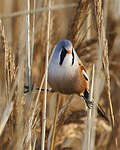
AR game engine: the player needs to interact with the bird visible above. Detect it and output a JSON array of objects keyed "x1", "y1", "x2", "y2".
[
  {"x1": 48, "y1": 40, "x2": 109, "y2": 122},
  {"x1": 24, "y1": 40, "x2": 109, "y2": 122}
]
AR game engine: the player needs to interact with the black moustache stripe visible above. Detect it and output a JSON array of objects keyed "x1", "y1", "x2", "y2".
[
  {"x1": 59, "y1": 47, "x2": 67, "y2": 65},
  {"x1": 72, "y1": 49, "x2": 74, "y2": 65}
]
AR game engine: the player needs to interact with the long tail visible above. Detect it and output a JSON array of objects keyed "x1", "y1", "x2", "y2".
[
  {"x1": 80, "y1": 89, "x2": 110, "y2": 123},
  {"x1": 97, "y1": 104, "x2": 109, "y2": 123}
]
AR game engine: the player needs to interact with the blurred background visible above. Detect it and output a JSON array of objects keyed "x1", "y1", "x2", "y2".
[{"x1": 0, "y1": 0, "x2": 120, "y2": 150}]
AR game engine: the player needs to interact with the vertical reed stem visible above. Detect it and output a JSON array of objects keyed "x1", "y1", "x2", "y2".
[
  {"x1": 50, "y1": 93, "x2": 60, "y2": 150},
  {"x1": 41, "y1": 0, "x2": 51, "y2": 149}
]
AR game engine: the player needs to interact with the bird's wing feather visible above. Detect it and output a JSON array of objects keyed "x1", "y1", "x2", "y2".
[{"x1": 78, "y1": 59, "x2": 88, "y2": 81}]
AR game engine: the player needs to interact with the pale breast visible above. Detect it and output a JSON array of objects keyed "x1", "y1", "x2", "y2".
[
  {"x1": 48, "y1": 57, "x2": 82, "y2": 94},
  {"x1": 48, "y1": 47, "x2": 86, "y2": 95}
]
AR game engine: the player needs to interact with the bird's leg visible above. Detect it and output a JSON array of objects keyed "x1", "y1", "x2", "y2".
[
  {"x1": 80, "y1": 89, "x2": 94, "y2": 109},
  {"x1": 84, "y1": 97, "x2": 94, "y2": 109},
  {"x1": 80, "y1": 95, "x2": 93, "y2": 109},
  {"x1": 24, "y1": 85, "x2": 33, "y2": 93},
  {"x1": 41, "y1": 88, "x2": 55, "y2": 93}
]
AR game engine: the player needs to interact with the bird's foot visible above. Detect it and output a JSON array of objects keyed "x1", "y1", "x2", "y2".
[
  {"x1": 85, "y1": 100, "x2": 94, "y2": 109},
  {"x1": 24, "y1": 85, "x2": 55, "y2": 94}
]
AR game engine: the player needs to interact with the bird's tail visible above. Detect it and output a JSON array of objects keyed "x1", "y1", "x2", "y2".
[
  {"x1": 80, "y1": 89, "x2": 109, "y2": 123},
  {"x1": 97, "y1": 103, "x2": 109, "y2": 123}
]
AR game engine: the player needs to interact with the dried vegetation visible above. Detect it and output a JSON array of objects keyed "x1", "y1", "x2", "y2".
[{"x1": 0, "y1": 0, "x2": 120, "y2": 150}]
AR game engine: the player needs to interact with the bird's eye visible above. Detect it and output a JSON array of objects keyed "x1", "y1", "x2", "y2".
[
  {"x1": 59, "y1": 47, "x2": 67, "y2": 65},
  {"x1": 72, "y1": 48, "x2": 74, "y2": 65}
]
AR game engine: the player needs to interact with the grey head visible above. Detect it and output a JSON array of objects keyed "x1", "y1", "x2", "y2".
[
  {"x1": 55, "y1": 40, "x2": 73, "y2": 52},
  {"x1": 52, "y1": 40, "x2": 75, "y2": 66}
]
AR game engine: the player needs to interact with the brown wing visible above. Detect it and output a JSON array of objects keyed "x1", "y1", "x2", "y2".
[
  {"x1": 78, "y1": 59, "x2": 89, "y2": 81},
  {"x1": 78, "y1": 59, "x2": 89, "y2": 94}
]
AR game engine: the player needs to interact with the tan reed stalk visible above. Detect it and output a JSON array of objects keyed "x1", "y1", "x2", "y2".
[
  {"x1": 25, "y1": 1, "x2": 36, "y2": 149},
  {"x1": 11, "y1": 15, "x2": 27, "y2": 150},
  {"x1": 27, "y1": 74, "x2": 45, "y2": 149},
  {"x1": 0, "y1": 3, "x2": 77, "y2": 19},
  {"x1": 102, "y1": 0, "x2": 115, "y2": 128},
  {"x1": 41, "y1": 0, "x2": 51, "y2": 149},
  {"x1": 15, "y1": 48, "x2": 25, "y2": 150},
  {"x1": 103, "y1": 40, "x2": 115, "y2": 127},
  {"x1": 24, "y1": 1, "x2": 32, "y2": 149},
  {"x1": 104, "y1": 0, "x2": 108, "y2": 29},
  {"x1": 2, "y1": 0, "x2": 13, "y2": 46},
  {"x1": 33, "y1": 136, "x2": 37, "y2": 150},
  {"x1": 83, "y1": 65, "x2": 95, "y2": 150},
  {"x1": 106, "y1": 114, "x2": 120, "y2": 150},
  {"x1": 49, "y1": 0, "x2": 56, "y2": 51},
  {"x1": 49, "y1": 93, "x2": 60, "y2": 150},
  {"x1": 31, "y1": 0, "x2": 36, "y2": 68},
  {"x1": 26, "y1": 0, "x2": 32, "y2": 103},
  {"x1": 0, "y1": 19, "x2": 7, "y2": 112},
  {"x1": 11, "y1": 1, "x2": 23, "y2": 52},
  {"x1": 39, "y1": 0, "x2": 48, "y2": 52},
  {"x1": 89, "y1": 0, "x2": 108, "y2": 149},
  {"x1": 14, "y1": 12, "x2": 27, "y2": 149},
  {"x1": 82, "y1": 10, "x2": 93, "y2": 150},
  {"x1": 27, "y1": 1, "x2": 36, "y2": 149},
  {"x1": 49, "y1": 0, "x2": 60, "y2": 150},
  {"x1": 105, "y1": 1, "x2": 120, "y2": 149}
]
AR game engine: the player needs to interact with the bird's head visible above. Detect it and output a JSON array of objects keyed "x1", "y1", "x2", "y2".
[{"x1": 55, "y1": 40, "x2": 75, "y2": 66}]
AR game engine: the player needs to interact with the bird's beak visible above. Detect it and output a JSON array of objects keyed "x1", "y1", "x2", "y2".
[{"x1": 67, "y1": 50, "x2": 71, "y2": 54}]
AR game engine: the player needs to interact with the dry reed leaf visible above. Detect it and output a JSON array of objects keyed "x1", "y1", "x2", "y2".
[
  {"x1": 68, "y1": 0, "x2": 91, "y2": 48},
  {"x1": 0, "y1": 102, "x2": 14, "y2": 137},
  {"x1": 0, "y1": 19, "x2": 6, "y2": 101},
  {"x1": 0, "y1": 18, "x2": 16, "y2": 149}
]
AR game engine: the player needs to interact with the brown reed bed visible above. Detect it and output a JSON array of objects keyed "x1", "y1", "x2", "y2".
[{"x1": 0, "y1": 0, "x2": 119, "y2": 150}]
